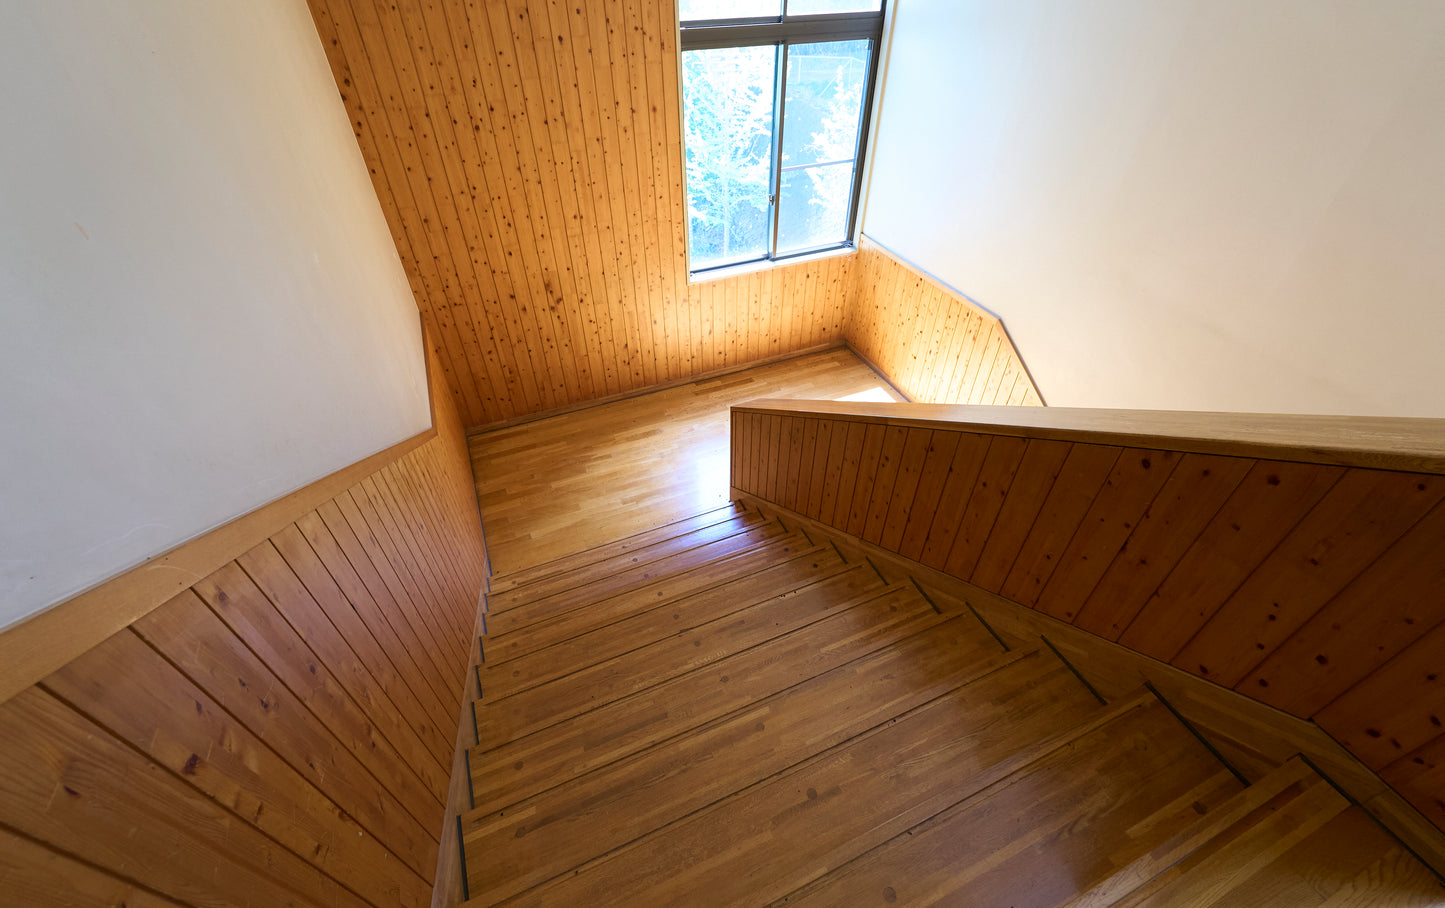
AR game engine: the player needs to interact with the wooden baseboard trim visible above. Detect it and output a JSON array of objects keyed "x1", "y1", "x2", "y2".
[
  {"x1": 734, "y1": 490, "x2": 1445, "y2": 878},
  {"x1": 466, "y1": 342, "x2": 848, "y2": 437},
  {"x1": 839, "y1": 340, "x2": 913, "y2": 403}
]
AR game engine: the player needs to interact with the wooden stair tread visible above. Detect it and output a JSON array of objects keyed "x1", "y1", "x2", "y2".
[
  {"x1": 774, "y1": 696, "x2": 1245, "y2": 907},
  {"x1": 479, "y1": 651, "x2": 1107, "y2": 905},
  {"x1": 483, "y1": 519, "x2": 790, "y2": 636},
  {"x1": 486, "y1": 508, "x2": 770, "y2": 614},
  {"x1": 461, "y1": 616, "x2": 1040, "y2": 903},
  {"x1": 1108, "y1": 757, "x2": 1442, "y2": 907},
  {"x1": 469, "y1": 577, "x2": 945, "y2": 812},
  {"x1": 485, "y1": 502, "x2": 749, "y2": 595},
  {"x1": 479, "y1": 536, "x2": 842, "y2": 678}
]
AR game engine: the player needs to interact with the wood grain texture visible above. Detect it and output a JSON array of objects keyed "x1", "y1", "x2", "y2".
[
  {"x1": 730, "y1": 403, "x2": 1445, "y2": 840},
  {"x1": 0, "y1": 342, "x2": 487, "y2": 907},
  {"x1": 307, "y1": 0, "x2": 857, "y2": 430},
  {"x1": 846, "y1": 237, "x2": 1043, "y2": 406},
  {"x1": 469, "y1": 348, "x2": 902, "y2": 573}
]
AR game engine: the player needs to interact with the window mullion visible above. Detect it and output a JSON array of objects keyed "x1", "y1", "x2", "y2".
[{"x1": 769, "y1": 41, "x2": 788, "y2": 262}]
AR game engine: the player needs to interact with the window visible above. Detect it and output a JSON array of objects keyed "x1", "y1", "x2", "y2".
[{"x1": 679, "y1": 1, "x2": 885, "y2": 275}]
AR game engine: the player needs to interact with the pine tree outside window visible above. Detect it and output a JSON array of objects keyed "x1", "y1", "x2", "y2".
[{"x1": 679, "y1": 1, "x2": 885, "y2": 275}]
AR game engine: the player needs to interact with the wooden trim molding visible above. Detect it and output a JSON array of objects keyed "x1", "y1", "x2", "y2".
[
  {"x1": 734, "y1": 399, "x2": 1445, "y2": 475},
  {"x1": 0, "y1": 323, "x2": 440, "y2": 707}
]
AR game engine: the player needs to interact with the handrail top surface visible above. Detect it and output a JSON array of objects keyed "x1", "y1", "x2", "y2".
[{"x1": 731, "y1": 399, "x2": 1445, "y2": 475}]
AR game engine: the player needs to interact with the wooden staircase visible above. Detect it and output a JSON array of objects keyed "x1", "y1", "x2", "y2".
[{"x1": 455, "y1": 502, "x2": 1442, "y2": 906}]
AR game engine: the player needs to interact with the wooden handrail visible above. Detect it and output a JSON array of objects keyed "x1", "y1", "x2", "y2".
[{"x1": 732, "y1": 399, "x2": 1445, "y2": 475}]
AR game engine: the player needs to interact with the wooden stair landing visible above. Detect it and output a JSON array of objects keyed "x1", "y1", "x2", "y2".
[{"x1": 456, "y1": 502, "x2": 1443, "y2": 906}]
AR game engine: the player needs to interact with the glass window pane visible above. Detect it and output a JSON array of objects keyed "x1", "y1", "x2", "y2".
[
  {"x1": 776, "y1": 40, "x2": 869, "y2": 254},
  {"x1": 679, "y1": 0, "x2": 781, "y2": 22},
  {"x1": 682, "y1": 46, "x2": 778, "y2": 271},
  {"x1": 777, "y1": 161, "x2": 855, "y2": 252},
  {"x1": 785, "y1": 0, "x2": 882, "y2": 14}
]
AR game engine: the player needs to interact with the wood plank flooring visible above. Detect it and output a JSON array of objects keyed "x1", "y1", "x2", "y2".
[
  {"x1": 458, "y1": 502, "x2": 1443, "y2": 906},
  {"x1": 467, "y1": 348, "x2": 904, "y2": 573}
]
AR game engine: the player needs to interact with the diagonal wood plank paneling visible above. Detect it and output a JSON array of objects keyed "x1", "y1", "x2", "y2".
[{"x1": 307, "y1": 0, "x2": 853, "y2": 429}]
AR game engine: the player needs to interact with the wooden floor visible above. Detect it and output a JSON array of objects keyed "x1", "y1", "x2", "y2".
[
  {"x1": 467, "y1": 347, "x2": 904, "y2": 573},
  {"x1": 460, "y1": 504, "x2": 1442, "y2": 905}
]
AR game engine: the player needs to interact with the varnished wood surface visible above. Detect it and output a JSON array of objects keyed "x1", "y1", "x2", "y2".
[
  {"x1": 307, "y1": 0, "x2": 859, "y2": 429},
  {"x1": 0, "y1": 343, "x2": 487, "y2": 906},
  {"x1": 731, "y1": 404, "x2": 1445, "y2": 844},
  {"x1": 468, "y1": 348, "x2": 902, "y2": 573},
  {"x1": 459, "y1": 510, "x2": 1437, "y2": 905},
  {"x1": 848, "y1": 237, "x2": 1043, "y2": 407},
  {"x1": 734, "y1": 398, "x2": 1445, "y2": 474}
]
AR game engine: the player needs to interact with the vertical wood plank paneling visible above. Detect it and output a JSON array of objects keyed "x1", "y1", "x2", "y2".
[
  {"x1": 843, "y1": 238, "x2": 1042, "y2": 408},
  {"x1": 730, "y1": 405, "x2": 1445, "y2": 838},
  {"x1": 311, "y1": 0, "x2": 863, "y2": 429},
  {"x1": 0, "y1": 342, "x2": 488, "y2": 905}
]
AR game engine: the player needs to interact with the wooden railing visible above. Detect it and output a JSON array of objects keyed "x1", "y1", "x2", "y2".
[{"x1": 730, "y1": 399, "x2": 1445, "y2": 837}]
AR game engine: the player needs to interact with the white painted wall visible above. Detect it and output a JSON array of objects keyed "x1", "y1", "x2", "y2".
[
  {"x1": 863, "y1": 0, "x2": 1445, "y2": 416},
  {"x1": 0, "y1": 2, "x2": 430, "y2": 629}
]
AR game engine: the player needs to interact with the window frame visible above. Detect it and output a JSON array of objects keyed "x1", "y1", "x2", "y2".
[{"x1": 678, "y1": 4, "x2": 887, "y2": 278}]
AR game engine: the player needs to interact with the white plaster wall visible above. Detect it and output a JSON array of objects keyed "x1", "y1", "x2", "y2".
[
  {"x1": 863, "y1": 0, "x2": 1445, "y2": 416},
  {"x1": 0, "y1": 1, "x2": 430, "y2": 629}
]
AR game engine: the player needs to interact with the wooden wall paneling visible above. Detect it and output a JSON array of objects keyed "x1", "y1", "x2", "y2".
[
  {"x1": 190, "y1": 565, "x2": 445, "y2": 827},
  {"x1": 361, "y1": 473, "x2": 453, "y2": 638},
  {"x1": 793, "y1": 417, "x2": 820, "y2": 514},
  {"x1": 861, "y1": 425, "x2": 913, "y2": 545},
  {"x1": 1383, "y1": 736, "x2": 1445, "y2": 831},
  {"x1": 408, "y1": 0, "x2": 534, "y2": 415},
  {"x1": 1240, "y1": 501, "x2": 1445, "y2": 716},
  {"x1": 968, "y1": 439, "x2": 1074, "y2": 592},
  {"x1": 783, "y1": 416, "x2": 807, "y2": 512},
  {"x1": 729, "y1": 402, "x2": 1445, "y2": 845},
  {"x1": 941, "y1": 434, "x2": 1030, "y2": 579},
  {"x1": 844, "y1": 423, "x2": 890, "y2": 537},
  {"x1": 315, "y1": 499, "x2": 460, "y2": 717},
  {"x1": 240, "y1": 539, "x2": 451, "y2": 776},
  {"x1": 1070, "y1": 454, "x2": 1254, "y2": 640},
  {"x1": 915, "y1": 433, "x2": 993, "y2": 571},
  {"x1": 1316, "y1": 619, "x2": 1445, "y2": 771},
  {"x1": 543, "y1": 0, "x2": 619, "y2": 397},
  {"x1": 39, "y1": 629, "x2": 432, "y2": 907},
  {"x1": 337, "y1": 489, "x2": 463, "y2": 682},
  {"x1": 136, "y1": 588, "x2": 443, "y2": 879},
  {"x1": 805, "y1": 419, "x2": 835, "y2": 520},
  {"x1": 387, "y1": 0, "x2": 517, "y2": 419},
  {"x1": 281, "y1": 517, "x2": 456, "y2": 749},
  {"x1": 998, "y1": 443, "x2": 1123, "y2": 607},
  {"x1": 1175, "y1": 470, "x2": 1445, "y2": 689},
  {"x1": 0, "y1": 685, "x2": 373, "y2": 908},
  {"x1": 327, "y1": 0, "x2": 495, "y2": 422},
  {"x1": 0, "y1": 825, "x2": 185, "y2": 908},
  {"x1": 311, "y1": 2, "x2": 470, "y2": 420},
  {"x1": 493, "y1": 0, "x2": 587, "y2": 403},
  {"x1": 878, "y1": 428, "x2": 934, "y2": 551},
  {"x1": 895, "y1": 430, "x2": 962, "y2": 562},
  {"x1": 1032, "y1": 449, "x2": 1183, "y2": 623},
  {"x1": 825, "y1": 421, "x2": 865, "y2": 529},
  {"x1": 1117, "y1": 460, "x2": 1347, "y2": 663}
]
